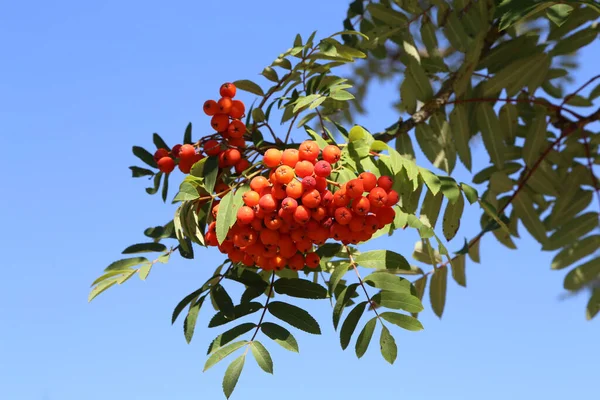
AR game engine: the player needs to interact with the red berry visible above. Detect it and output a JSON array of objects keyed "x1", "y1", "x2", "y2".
[
  {"x1": 170, "y1": 144, "x2": 182, "y2": 158},
  {"x1": 154, "y1": 148, "x2": 169, "y2": 162},
  {"x1": 377, "y1": 176, "x2": 393, "y2": 191},
  {"x1": 305, "y1": 252, "x2": 320, "y2": 269},
  {"x1": 229, "y1": 100, "x2": 245, "y2": 119},
  {"x1": 157, "y1": 156, "x2": 175, "y2": 173},
  {"x1": 203, "y1": 100, "x2": 218, "y2": 116},
  {"x1": 220, "y1": 82, "x2": 237, "y2": 98},
  {"x1": 314, "y1": 160, "x2": 331, "y2": 177},
  {"x1": 179, "y1": 144, "x2": 196, "y2": 161},
  {"x1": 359, "y1": 172, "x2": 377, "y2": 192}
]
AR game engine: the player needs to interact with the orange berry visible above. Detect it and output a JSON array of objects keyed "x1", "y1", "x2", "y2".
[
  {"x1": 154, "y1": 148, "x2": 169, "y2": 162},
  {"x1": 264, "y1": 214, "x2": 282, "y2": 230},
  {"x1": 203, "y1": 139, "x2": 222, "y2": 156},
  {"x1": 234, "y1": 158, "x2": 250, "y2": 174},
  {"x1": 203, "y1": 100, "x2": 218, "y2": 116},
  {"x1": 218, "y1": 97, "x2": 233, "y2": 114},
  {"x1": 301, "y1": 189, "x2": 321, "y2": 209},
  {"x1": 295, "y1": 160, "x2": 314, "y2": 178},
  {"x1": 271, "y1": 183, "x2": 287, "y2": 200},
  {"x1": 229, "y1": 100, "x2": 245, "y2": 119},
  {"x1": 215, "y1": 181, "x2": 229, "y2": 194},
  {"x1": 334, "y1": 207, "x2": 353, "y2": 225},
  {"x1": 352, "y1": 196, "x2": 371, "y2": 216},
  {"x1": 312, "y1": 206, "x2": 327, "y2": 221},
  {"x1": 237, "y1": 206, "x2": 255, "y2": 225},
  {"x1": 281, "y1": 197, "x2": 298, "y2": 213},
  {"x1": 377, "y1": 206, "x2": 396, "y2": 226},
  {"x1": 359, "y1": 172, "x2": 377, "y2": 192},
  {"x1": 368, "y1": 187, "x2": 388, "y2": 208},
  {"x1": 260, "y1": 228, "x2": 280, "y2": 246},
  {"x1": 322, "y1": 145, "x2": 341, "y2": 164},
  {"x1": 275, "y1": 165, "x2": 295, "y2": 184},
  {"x1": 288, "y1": 253, "x2": 305, "y2": 271},
  {"x1": 314, "y1": 160, "x2": 331, "y2": 177},
  {"x1": 178, "y1": 158, "x2": 193, "y2": 174},
  {"x1": 321, "y1": 190, "x2": 334, "y2": 206},
  {"x1": 157, "y1": 157, "x2": 175, "y2": 173},
  {"x1": 290, "y1": 228, "x2": 307, "y2": 243},
  {"x1": 272, "y1": 255, "x2": 287, "y2": 271},
  {"x1": 305, "y1": 252, "x2": 320, "y2": 269},
  {"x1": 279, "y1": 236, "x2": 297, "y2": 259},
  {"x1": 242, "y1": 254, "x2": 255, "y2": 267},
  {"x1": 349, "y1": 216, "x2": 366, "y2": 232},
  {"x1": 298, "y1": 140, "x2": 320, "y2": 161},
  {"x1": 170, "y1": 144, "x2": 182, "y2": 158},
  {"x1": 250, "y1": 176, "x2": 270, "y2": 192},
  {"x1": 212, "y1": 203, "x2": 220, "y2": 219},
  {"x1": 263, "y1": 148, "x2": 282, "y2": 168},
  {"x1": 178, "y1": 144, "x2": 196, "y2": 161},
  {"x1": 281, "y1": 148, "x2": 300, "y2": 167},
  {"x1": 346, "y1": 179, "x2": 364, "y2": 199},
  {"x1": 251, "y1": 217, "x2": 264, "y2": 231},
  {"x1": 377, "y1": 176, "x2": 394, "y2": 191},
  {"x1": 293, "y1": 205, "x2": 312, "y2": 225},
  {"x1": 228, "y1": 120, "x2": 246, "y2": 138},
  {"x1": 286, "y1": 180, "x2": 303, "y2": 199},
  {"x1": 330, "y1": 223, "x2": 351, "y2": 241},
  {"x1": 211, "y1": 114, "x2": 230, "y2": 132},
  {"x1": 301, "y1": 176, "x2": 316, "y2": 191},
  {"x1": 243, "y1": 190, "x2": 260, "y2": 207},
  {"x1": 295, "y1": 238, "x2": 312, "y2": 253},
  {"x1": 223, "y1": 148, "x2": 241, "y2": 166},
  {"x1": 220, "y1": 82, "x2": 237, "y2": 98},
  {"x1": 315, "y1": 176, "x2": 327, "y2": 192},
  {"x1": 386, "y1": 190, "x2": 399, "y2": 206},
  {"x1": 333, "y1": 188, "x2": 350, "y2": 207},
  {"x1": 259, "y1": 193, "x2": 277, "y2": 213},
  {"x1": 365, "y1": 215, "x2": 379, "y2": 234}
]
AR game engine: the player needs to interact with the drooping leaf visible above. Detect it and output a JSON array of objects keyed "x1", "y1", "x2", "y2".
[
  {"x1": 551, "y1": 235, "x2": 600, "y2": 270},
  {"x1": 250, "y1": 341, "x2": 273, "y2": 374},
  {"x1": 233, "y1": 79, "x2": 265, "y2": 96},
  {"x1": 340, "y1": 301, "x2": 367, "y2": 350},
  {"x1": 380, "y1": 311, "x2": 424, "y2": 331},
  {"x1": 122, "y1": 242, "x2": 167, "y2": 254},
  {"x1": 333, "y1": 283, "x2": 359, "y2": 330},
  {"x1": 132, "y1": 146, "x2": 158, "y2": 168},
  {"x1": 261, "y1": 322, "x2": 299, "y2": 353},
  {"x1": 476, "y1": 103, "x2": 505, "y2": 169},
  {"x1": 451, "y1": 254, "x2": 467, "y2": 287},
  {"x1": 208, "y1": 302, "x2": 263, "y2": 328},
  {"x1": 184, "y1": 296, "x2": 206, "y2": 343},
  {"x1": 212, "y1": 284, "x2": 235, "y2": 319},
  {"x1": 443, "y1": 193, "x2": 465, "y2": 241},
  {"x1": 379, "y1": 325, "x2": 397, "y2": 364},
  {"x1": 222, "y1": 354, "x2": 246, "y2": 399},
  {"x1": 372, "y1": 291, "x2": 424, "y2": 313},
  {"x1": 204, "y1": 340, "x2": 247, "y2": 371},
  {"x1": 355, "y1": 317, "x2": 377, "y2": 359},
  {"x1": 430, "y1": 266, "x2": 448, "y2": 318},
  {"x1": 267, "y1": 301, "x2": 321, "y2": 334},
  {"x1": 207, "y1": 323, "x2": 256, "y2": 355},
  {"x1": 105, "y1": 257, "x2": 149, "y2": 271}
]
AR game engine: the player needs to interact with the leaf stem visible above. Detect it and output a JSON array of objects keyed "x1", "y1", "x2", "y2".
[
  {"x1": 345, "y1": 245, "x2": 382, "y2": 321},
  {"x1": 249, "y1": 272, "x2": 276, "y2": 343}
]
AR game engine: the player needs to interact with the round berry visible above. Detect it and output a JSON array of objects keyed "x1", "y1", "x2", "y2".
[
  {"x1": 157, "y1": 156, "x2": 175, "y2": 173},
  {"x1": 211, "y1": 114, "x2": 230, "y2": 132},
  {"x1": 203, "y1": 100, "x2": 218, "y2": 116},
  {"x1": 293, "y1": 205, "x2": 312, "y2": 225},
  {"x1": 203, "y1": 140, "x2": 222, "y2": 156},
  {"x1": 322, "y1": 145, "x2": 341, "y2": 164},
  {"x1": 359, "y1": 172, "x2": 377, "y2": 192},
  {"x1": 386, "y1": 189, "x2": 400, "y2": 206},
  {"x1": 220, "y1": 82, "x2": 237, "y2": 98},
  {"x1": 377, "y1": 176, "x2": 394, "y2": 191},
  {"x1": 295, "y1": 160, "x2": 314, "y2": 178},
  {"x1": 314, "y1": 160, "x2": 331, "y2": 177},
  {"x1": 281, "y1": 148, "x2": 300, "y2": 167},
  {"x1": 301, "y1": 189, "x2": 322, "y2": 209},
  {"x1": 334, "y1": 207, "x2": 353, "y2": 225},
  {"x1": 243, "y1": 190, "x2": 260, "y2": 207},
  {"x1": 234, "y1": 158, "x2": 250, "y2": 174},
  {"x1": 217, "y1": 97, "x2": 233, "y2": 114},
  {"x1": 305, "y1": 252, "x2": 320, "y2": 269},
  {"x1": 298, "y1": 140, "x2": 320, "y2": 161},
  {"x1": 250, "y1": 176, "x2": 270, "y2": 192},
  {"x1": 153, "y1": 148, "x2": 169, "y2": 162},
  {"x1": 259, "y1": 194, "x2": 277, "y2": 213},
  {"x1": 368, "y1": 187, "x2": 388, "y2": 208},
  {"x1": 170, "y1": 144, "x2": 182, "y2": 158},
  {"x1": 228, "y1": 120, "x2": 246, "y2": 139},
  {"x1": 264, "y1": 148, "x2": 282, "y2": 168},
  {"x1": 281, "y1": 197, "x2": 298, "y2": 213},
  {"x1": 237, "y1": 206, "x2": 255, "y2": 224},
  {"x1": 179, "y1": 144, "x2": 196, "y2": 161},
  {"x1": 223, "y1": 148, "x2": 241, "y2": 166},
  {"x1": 285, "y1": 180, "x2": 303, "y2": 199},
  {"x1": 346, "y1": 179, "x2": 364, "y2": 199},
  {"x1": 275, "y1": 165, "x2": 295, "y2": 184},
  {"x1": 301, "y1": 176, "x2": 316, "y2": 191},
  {"x1": 229, "y1": 100, "x2": 245, "y2": 119}
]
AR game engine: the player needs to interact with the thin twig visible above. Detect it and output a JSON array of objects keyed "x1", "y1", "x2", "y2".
[
  {"x1": 249, "y1": 272, "x2": 276, "y2": 343},
  {"x1": 561, "y1": 74, "x2": 600, "y2": 108},
  {"x1": 345, "y1": 245, "x2": 381, "y2": 320}
]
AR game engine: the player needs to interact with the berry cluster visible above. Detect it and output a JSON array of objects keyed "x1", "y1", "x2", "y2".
[
  {"x1": 205, "y1": 140, "x2": 399, "y2": 271},
  {"x1": 153, "y1": 82, "x2": 249, "y2": 175}
]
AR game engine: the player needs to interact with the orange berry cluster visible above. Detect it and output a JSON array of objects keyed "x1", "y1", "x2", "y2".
[
  {"x1": 204, "y1": 140, "x2": 399, "y2": 271},
  {"x1": 153, "y1": 82, "x2": 249, "y2": 175}
]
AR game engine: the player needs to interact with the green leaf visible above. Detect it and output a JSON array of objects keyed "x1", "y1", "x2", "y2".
[
  {"x1": 354, "y1": 250, "x2": 411, "y2": 270},
  {"x1": 233, "y1": 79, "x2": 264, "y2": 96},
  {"x1": 172, "y1": 287, "x2": 207, "y2": 324},
  {"x1": 184, "y1": 296, "x2": 205, "y2": 343},
  {"x1": 430, "y1": 267, "x2": 448, "y2": 318},
  {"x1": 138, "y1": 263, "x2": 152, "y2": 280},
  {"x1": 250, "y1": 341, "x2": 273, "y2": 374},
  {"x1": 105, "y1": 257, "x2": 148, "y2": 271},
  {"x1": 355, "y1": 317, "x2": 376, "y2": 358},
  {"x1": 329, "y1": 262, "x2": 350, "y2": 296},
  {"x1": 330, "y1": 90, "x2": 355, "y2": 101},
  {"x1": 420, "y1": 190, "x2": 443, "y2": 229},
  {"x1": 468, "y1": 239, "x2": 481, "y2": 263},
  {"x1": 129, "y1": 166, "x2": 154, "y2": 178},
  {"x1": 483, "y1": 54, "x2": 548, "y2": 96},
  {"x1": 203, "y1": 156, "x2": 220, "y2": 194},
  {"x1": 546, "y1": 4, "x2": 573, "y2": 27},
  {"x1": 499, "y1": 103, "x2": 518, "y2": 145},
  {"x1": 512, "y1": 191, "x2": 547, "y2": 244},
  {"x1": 208, "y1": 302, "x2": 263, "y2": 328},
  {"x1": 333, "y1": 283, "x2": 359, "y2": 330},
  {"x1": 523, "y1": 108, "x2": 548, "y2": 168},
  {"x1": 267, "y1": 301, "x2": 321, "y2": 334},
  {"x1": 460, "y1": 183, "x2": 478, "y2": 205},
  {"x1": 476, "y1": 103, "x2": 505, "y2": 169},
  {"x1": 449, "y1": 105, "x2": 472, "y2": 170},
  {"x1": 145, "y1": 172, "x2": 162, "y2": 195},
  {"x1": 564, "y1": 257, "x2": 600, "y2": 291},
  {"x1": 132, "y1": 146, "x2": 157, "y2": 168},
  {"x1": 88, "y1": 276, "x2": 120, "y2": 302},
  {"x1": 406, "y1": 59, "x2": 433, "y2": 101},
  {"x1": 552, "y1": 235, "x2": 600, "y2": 270},
  {"x1": 380, "y1": 311, "x2": 424, "y2": 331},
  {"x1": 207, "y1": 323, "x2": 256, "y2": 355},
  {"x1": 444, "y1": 11, "x2": 471, "y2": 52},
  {"x1": 204, "y1": 340, "x2": 247, "y2": 371},
  {"x1": 543, "y1": 212, "x2": 598, "y2": 251},
  {"x1": 293, "y1": 94, "x2": 321, "y2": 113},
  {"x1": 340, "y1": 301, "x2": 367, "y2": 350},
  {"x1": 183, "y1": 122, "x2": 192, "y2": 144},
  {"x1": 451, "y1": 254, "x2": 467, "y2": 287},
  {"x1": 222, "y1": 354, "x2": 245, "y2": 399},
  {"x1": 212, "y1": 284, "x2": 235, "y2": 319},
  {"x1": 216, "y1": 190, "x2": 236, "y2": 244},
  {"x1": 173, "y1": 182, "x2": 200, "y2": 202},
  {"x1": 412, "y1": 240, "x2": 442, "y2": 265},
  {"x1": 122, "y1": 242, "x2": 166, "y2": 254},
  {"x1": 379, "y1": 325, "x2": 397, "y2": 364},
  {"x1": 273, "y1": 278, "x2": 328, "y2": 299},
  {"x1": 443, "y1": 193, "x2": 465, "y2": 241},
  {"x1": 586, "y1": 289, "x2": 600, "y2": 320},
  {"x1": 363, "y1": 273, "x2": 411, "y2": 293},
  {"x1": 261, "y1": 322, "x2": 299, "y2": 353},
  {"x1": 372, "y1": 291, "x2": 424, "y2": 313},
  {"x1": 439, "y1": 176, "x2": 461, "y2": 205},
  {"x1": 153, "y1": 132, "x2": 170, "y2": 151},
  {"x1": 419, "y1": 168, "x2": 442, "y2": 195},
  {"x1": 161, "y1": 172, "x2": 169, "y2": 202},
  {"x1": 551, "y1": 27, "x2": 598, "y2": 56}
]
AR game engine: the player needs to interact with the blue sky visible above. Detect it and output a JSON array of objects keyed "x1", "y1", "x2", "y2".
[{"x1": 1, "y1": 1, "x2": 598, "y2": 399}]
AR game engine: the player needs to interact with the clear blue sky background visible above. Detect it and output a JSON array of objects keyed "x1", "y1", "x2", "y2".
[{"x1": 1, "y1": 1, "x2": 598, "y2": 399}]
